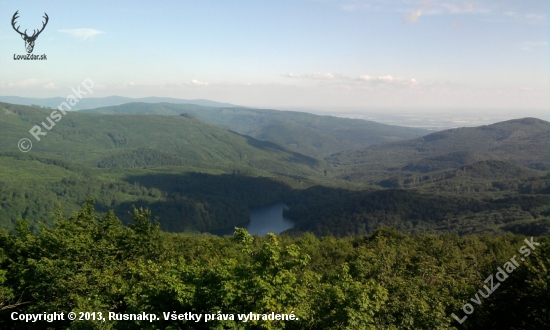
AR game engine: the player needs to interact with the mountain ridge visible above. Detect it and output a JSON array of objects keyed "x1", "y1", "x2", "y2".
[
  {"x1": 327, "y1": 117, "x2": 549, "y2": 168},
  {"x1": 0, "y1": 101, "x2": 324, "y2": 179},
  {"x1": 78, "y1": 102, "x2": 430, "y2": 158},
  {"x1": 0, "y1": 96, "x2": 237, "y2": 110}
]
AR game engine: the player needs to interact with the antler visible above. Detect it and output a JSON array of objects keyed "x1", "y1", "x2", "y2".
[
  {"x1": 30, "y1": 13, "x2": 49, "y2": 38},
  {"x1": 11, "y1": 10, "x2": 27, "y2": 37}
]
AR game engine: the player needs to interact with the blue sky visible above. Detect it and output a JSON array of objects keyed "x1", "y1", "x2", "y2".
[{"x1": 0, "y1": 0, "x2": 547, "y2": 113}]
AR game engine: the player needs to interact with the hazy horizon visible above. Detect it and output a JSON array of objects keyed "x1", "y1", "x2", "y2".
[
  {"x1": 1, "y1": 0, "x2": 547, "y2": 112},
  {"x1": 1, "y1": 94, "x2": 547, "y2": 130}
]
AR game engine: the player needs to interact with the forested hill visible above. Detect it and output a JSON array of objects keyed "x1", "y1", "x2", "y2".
[
  {"x1": 0, "y1": 102, "x2": 322, "y2": 178},
  {"x1": 0, "y1": 101, "x2": 332, "y2": 234},
  {"x1": 1, "y1": 101, "x2": 548, "y2": 238},
  {"x1": 79, "y1": 102, "x2": 429, "y2": 158},
  {"x1": 327, "y1": 118, "x2": 550, "y2": 183}
]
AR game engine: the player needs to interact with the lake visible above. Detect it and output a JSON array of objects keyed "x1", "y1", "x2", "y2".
[
  {"x1": 245, "y1": 202, "x2": 294, "y2": 236},
  {"x1": 216, "y1": 202, "x2": 294, "y2": 236}
]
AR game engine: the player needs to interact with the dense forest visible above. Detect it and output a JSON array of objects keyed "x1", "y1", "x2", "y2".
[
  {"x1": 327, "y1": 118, "x2": 550, "y2": 184},
  {"x1": 0, "y1": 103, "x2": 550, "y2": 237},
  {"x1": 2, "y1": 0, "x2": 548, "y2": 326},
  {"x1": 2, "y1": 151, "x2": 548, "y2": 237},
  {"x1": 1, "y1": 101, "x2": 549, "y2": 328},
  {"x1": 0, "y1": 200, "x2": 548, "y2": 329},
  {"x1": 283, "y1": 179, "x2": 550, "y2": 237},
  {"x1": 78, "y1": 102, "x2": 428, "y2": 159}
]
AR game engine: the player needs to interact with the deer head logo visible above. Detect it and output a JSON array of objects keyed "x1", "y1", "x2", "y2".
[{"x1": 12, "y1": 11, "x2": 49, "y2": 54}]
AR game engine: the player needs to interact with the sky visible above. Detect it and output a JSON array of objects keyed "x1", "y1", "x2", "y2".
[{"x1": 0, "y1": 0, "x2": 548, "y2": 115}]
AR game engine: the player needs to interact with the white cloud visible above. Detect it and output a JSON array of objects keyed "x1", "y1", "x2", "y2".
[
  {"x1": 284, "y1": 72, "x2": 417, "y2": 87},
  {"x1": 358, "y1": 74, "x2": 418, "y2": 86},
  {"x1": 303, "y1": 72, "x2": 336, "y2": 79},
  {"x1": 0, "y1": 78, "x2": 42, "y2": 89},
  {"x1": 404, "y1": 9, "x2": 423, "y2": 23},
  {"x1": 525, "y1": 13, "x2": 546, "y2": 20},
  {"x1": 342, "y1": 4, "x2": 358, "y2": 12},
  {"x1": 191, "y1": 79, "x2": 209, "y2": 86},
  {"x1": 0, "y1": 79, "x2": 63, "y2": 92},
  {"x1": 525, "y1": 13, "x2": 547, "y2": 25},
  {"x1": 58, "y1": 29, "x2": 105, "y2": 41},
  {"x1": 439, "y1": 2, "x2": 477, "y2": 14},
  {"x1": 43, "y1": 82, "x2": 59, "y2": 90},
  {"x1": 403, "y1": 1, "x2": 488, "y2": 23},
  {"x1": 527, "y1": 41, "x2": 548, "y2": 47},
  {"x1": 341, "y1": 4, "x2": 371, "y2": 12},
  {"x1": 327, "y1": 0, "x2": 545, "y2": 27},
  {"x1": 491, "y1": 11, "x2": 547, "y2": 25},
  {"x1": 283, "y1": 72, "x2": 337, "y2": 79},
  {"x1": 92, "y1": 83, "x2": 107, "y2": 91},
  {"x1": 520, "y1": 41, "x2": 548, "y2": 51}
]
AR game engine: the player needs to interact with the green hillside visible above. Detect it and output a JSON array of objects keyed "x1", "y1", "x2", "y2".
[
  {"x1": 1, "y1": 101, "x2": 549, "y2": 239},
  {"x1": 0, "y1": 151, "x2": 302, "y2": 233},
  {"x1": 79, "y1": 102, "x2": 429, "y2": 158},
  {"x1": 327, "y1": 118, "x2": 550, "y2": 184},
  {"x1": 0, "y1": 102, "x2": 323, "y2": 178},
  {"x1": 283, "y1": 180, "x2": 550, "y2": 237},
  {"x1": 378, "y1": 160, "x2": 548, "y2": 190},
  {"x1": 0, "y1": 102, "x2": 335, "y2": 233}
]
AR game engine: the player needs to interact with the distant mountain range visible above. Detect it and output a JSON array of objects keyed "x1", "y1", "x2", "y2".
[
  {"x1": 0, "y1": 96, "x2": 431, "y2": 158},
  {"x1": 0, "y1": 96, "x2": 237, "y2": 110},
  {"x1": 0, "y1": 101, "x2": 333, "y2": 232},
  {"x1": 0, "y1": 100, "x2": 548, "y2": 237},
  {"x1": 327, "y1": 117, "x2": 550, "y2": 184},
  {"x1": 0, "y1": 102, "x2": 321, "y2": 179},
  {"x1": 79, "y1": 102, "x2": 429, "y2": 158}
]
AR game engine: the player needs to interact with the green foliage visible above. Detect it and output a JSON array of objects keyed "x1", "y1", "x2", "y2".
[
  {"x1": 0, "y1": 247, "x2": 16, "y2": 311},
  {"x1": 328, "y1": 118, "x2": 550, "y2": 184},
  {"x1": 0, "y1": 102, "x2": 324, "y2": 179},
  {"x1": 283, "y1": 185, "x2": 550, "y2": 237},
  {"x1": 0, "y1": 151, "x2": 301, "y2": 233},
  {"x1": 79, "y1": 102, "x2": 428, "y2": 159},
  {"x1": 1, "y1": 101, "x2": 548, "y2": 240},
  {"x1": 1, "y1": 147, "x2": 548, "y2": 238},
  {"x1": 0, "y1": 203, "x2": 548, "y2": 329}
]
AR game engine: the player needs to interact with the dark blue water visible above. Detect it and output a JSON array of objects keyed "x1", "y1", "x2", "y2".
[
  {"x1": 245, "y1": 202, "x2": 294, "y2": 236},
  {"x1": 216, "y1": 202, "x2": 294, "y2": 236}
]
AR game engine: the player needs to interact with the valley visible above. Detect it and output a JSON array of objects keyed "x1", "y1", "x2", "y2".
[
  {"x1": 1, "y1": 2, "x2": 547, "y2": 328},
  {"x1": 0, "y1": 100, "x2": 548, "y2": 237}
]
